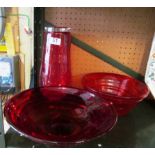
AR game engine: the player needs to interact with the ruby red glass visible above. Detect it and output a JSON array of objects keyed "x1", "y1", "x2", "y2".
[
  {"x1": 4, "y1": 87, "x2": 117, "y2": 145},
  {"x1": 82, "y1": 73, "x2": 149, "y2": 116},
  {"x1": 39, "y1": 27, "x2": 71, "y2": 87}
]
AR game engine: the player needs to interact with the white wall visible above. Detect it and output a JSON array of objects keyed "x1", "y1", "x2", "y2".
[{"x1": 19, "y1": 7, "x2": 34, "y2": 89}]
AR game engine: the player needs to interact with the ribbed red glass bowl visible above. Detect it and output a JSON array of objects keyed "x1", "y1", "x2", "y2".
[
  {"x1": 4, "y1": 87, "x2": 117, "y2": 146},
  {"x1": 82, "y1": 73, "x2": 149, "y2": 116}
]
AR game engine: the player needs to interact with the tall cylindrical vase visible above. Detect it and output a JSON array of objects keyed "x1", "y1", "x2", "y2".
[{"x1": 39, "y1": 27, "x2": 71, "y2": 87}]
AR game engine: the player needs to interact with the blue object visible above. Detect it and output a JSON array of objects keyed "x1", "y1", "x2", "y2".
[{"x1": 0, "y1": 56, "x2": 20, "y2": 93}]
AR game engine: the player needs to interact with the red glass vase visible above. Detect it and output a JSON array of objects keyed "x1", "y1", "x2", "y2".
[{"x1": 39, "y1": 27, "x2": 71, "y2": 87}]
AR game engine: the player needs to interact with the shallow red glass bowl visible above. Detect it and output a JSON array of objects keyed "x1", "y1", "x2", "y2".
[
  {"x1": 82, "y1": 73, "x2": 149, "y2": 116},
  {"x1": 4, "y1": 87, "x2": 117, "y2": 146}
]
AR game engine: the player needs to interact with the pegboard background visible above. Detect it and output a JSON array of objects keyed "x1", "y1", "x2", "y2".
[{"x1": 45, "y1": 8, "x2": 155, "y2": 88}]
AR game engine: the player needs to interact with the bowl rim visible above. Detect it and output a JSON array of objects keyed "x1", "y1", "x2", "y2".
[
  {"x1": 4, "y1": 86, "x2": 118, "y2": 145},
  {"x1": 82, "y1": 72, "x2": 150, "y2": 101}
]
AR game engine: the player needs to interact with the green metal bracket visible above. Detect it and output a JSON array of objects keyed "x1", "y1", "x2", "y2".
[{"x1": 72, "y1": 37, "x2": 144, "y2": 81}]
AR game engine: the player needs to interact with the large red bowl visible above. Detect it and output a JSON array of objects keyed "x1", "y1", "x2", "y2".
[
  {"x1": 82, "y1": 73, "x2": 149, "y2": 116},
  {"x1": 4, "y1": 87, "x2": 117, "y2": 146}
]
